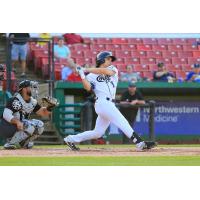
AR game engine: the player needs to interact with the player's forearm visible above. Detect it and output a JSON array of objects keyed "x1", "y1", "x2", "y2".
[
  {"x1": 85, "y1": 68, "x2": 114, "y2": 76},
  {"x1": 10, "y1": 118, "x2": 21, "y2": 125},
  {"x1": 82, "y1": 79, "x2": 91, "y2": 91},
  {"x1": 155, "y1": 71, "x2": 166, "y2": 77},
  {"x1": 137, "y1": 100, "x2": 145, "y2": 104}
]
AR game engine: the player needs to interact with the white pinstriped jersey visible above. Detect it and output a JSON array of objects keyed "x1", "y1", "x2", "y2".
[{"x1": 86, "y1": 65, "x2": 118, "y2": 99}]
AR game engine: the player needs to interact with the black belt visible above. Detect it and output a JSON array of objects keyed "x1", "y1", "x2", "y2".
[{"x1": 96, "y1": 97, "x2": 116, "y2": 103}]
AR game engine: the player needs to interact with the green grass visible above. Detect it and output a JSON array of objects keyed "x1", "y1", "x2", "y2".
[
  {"x1": 0, "y1": 144, "x2": 199, "y2": 166},
  {"x1": 0, "y1": 156, "x2": 200, "y2": 166}
]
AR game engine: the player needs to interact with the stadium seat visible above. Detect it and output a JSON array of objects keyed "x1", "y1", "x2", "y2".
[
  {"x1": 149, "y1": 64, "x2": 158, "y2": 71},
  {"x1": 166, "y1": 65, "x2": 182, "y2": 71},
  {"x1": 115, "y1": 50, "x2": 132, "y2": 57},
  {"x1": 188, "y1": 57, "x2": 200, "y2": 64},
  {"x1": 84, "y1": 37, "x2": 97, "y2": 44},
  {"x1": 127, "y1": 38, "x2": 143, "y2": 44},
  {"x1": 156, "y1": 58, "x2": 172, "y2": 64},
  {"x1": 106, "y1": 44, "x2": 121, "y2": 51},
  {"x1": 54, "y1": 64, "x2": 62, "y2": 80},
  {"x1": 187, "y1": 38, "x2": 200, "y2": 44},
  {"x1": 121, "y1": 44, "x2": 137, "y2": 50},
  {"x1": 147, "y1": 51, "x2": 162, "y2": 58},
  {"x1": 125, "y1": 58, "x2": 140, "y2": 65},
  {"x1": 133, "y1": 64, "x2": 149, "y2": 72},
  {"x1": 90, "y1": 44, "x2": 106, "y2": 51},
  {"x1": 74, "y1": 44, "x2": 90, "y2": 51},
  {"x1": 142, "y1": 71, "x2": 153, "y2": 80},
  {"x1": 84, "y1": 50, "x2": 98, "y2": 58},
  {"x1": 142, "y1": 38, "x2": 158, "y2": 44},
  {"x1": 67, "y1": 44, "x2": 75, "y2": 51},
  {"x1": 96, "y1": 38, "x2": 112, "y2": 44},
  {"x1": 183, "y1": 44, "x2": 198, "y2": 51},
  {"x1": 140, "y1": 58, "x2": 156, "y2": 65},
  {"x1": 168, "y1": 45, "x2": 183, "y2": 51},
  {"x1": 162, "y1": 51, "x2": 178, "y2": 57},
  {"x1": 71, "y1": 50, "x2": 84, "y2": 58},
  {"x1": 193, "y1": 51, "x2": 200, "y2": 57},
  {"x1": 114, "y1": 58, "x2": 125, "y2": 64},
  {"x1": 131, "y1": 51, "x2": 146, "y2": 57},
  {"x1": 76, "y1": 58, "x2": 93, "y2": 65},
  {"x1": 152, "y1": 44, "x2": 168, "y2": 51},
  {"x1": 182, "y1": 64, "x2": 193, "y2": 71},
  {"x1": 137, "y1": 44, "x2": 152, "y2": 51},
  {"x1": 175, "y1": 71, "x2": 187, "y2": 80},
  {"x1": 33, "y1": 50, "x2": 49, "y2": 70},
  {"x1": 172, "y1": 38, "x2": 188, "y2": 44},
  {"x1": 172, "y1": 58, "x2": 188, "y2": 64},
  {"x1": 116, "y1": 64, "x2": 127, "y2": 72},
  {"x1": 157, "y1": 38, "x2": 173, "y2": 44},
  {"x1": 112, "y1": 38, "x2": 128, "y2": 44},
  {"x1": 178, "y1": 51, "x2": 193, "y2": 58}
]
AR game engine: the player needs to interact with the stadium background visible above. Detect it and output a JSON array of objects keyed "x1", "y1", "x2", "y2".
[{"x1": 0, "y1": 33, "x2": 200, "y2": 146}]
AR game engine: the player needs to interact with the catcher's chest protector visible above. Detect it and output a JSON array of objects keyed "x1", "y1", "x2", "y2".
[{"x1": 15, "y1": 93, "x2": 37, "y2": 119}]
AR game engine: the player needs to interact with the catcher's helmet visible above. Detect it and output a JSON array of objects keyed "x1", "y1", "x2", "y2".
[
  {"x1": 18, "y1": 80, "x2": 31, "y2": 91},
  {"x1": 96, "y1": 51, "x2": 116, "y2": 67}
]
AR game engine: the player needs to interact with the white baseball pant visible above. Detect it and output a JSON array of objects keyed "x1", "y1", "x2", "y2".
[{"x1": 65, "y1": 99, "x2": 134, "y2": 143}]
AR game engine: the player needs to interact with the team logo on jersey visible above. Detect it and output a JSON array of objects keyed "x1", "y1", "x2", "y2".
[
  {"x1": 12, "y1": 100, "x2": 22, "y2": 111},
  {"x1": 96, "y1": 75, "x2": 111, "y2": 82}
]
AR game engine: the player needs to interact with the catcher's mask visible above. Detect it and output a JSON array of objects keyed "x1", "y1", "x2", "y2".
[
  {"x1": 96, "y1": 51, "x2": 116, "y2": 68},
  {"x1": 18, "y1": 80, "x2": 39, "y2": 98}
]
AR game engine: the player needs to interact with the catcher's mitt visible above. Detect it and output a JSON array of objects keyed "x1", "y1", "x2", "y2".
[{"x1": 42, "y1": 96, "x2": 59, "y2": 111}]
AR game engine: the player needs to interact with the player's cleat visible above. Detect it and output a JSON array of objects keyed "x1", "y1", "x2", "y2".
[
  {"x1": 136, "y1": 141, "x2": 157, "y2": 151},
  {"x1": 23, "y1": 142, "x2": 34, "y2": 149},
  {"x1": 65, "y1": 141, "x2": 80, "y2": 151},
  {"x1": 136, "y1": 141, "x2": 146, "y2": 151},
  {"x1": 3, "y1": 142, "x2": 20, "y2": 150},
  {"x1": 144, "y1": 141, "x2": 157, "y2": 149}
]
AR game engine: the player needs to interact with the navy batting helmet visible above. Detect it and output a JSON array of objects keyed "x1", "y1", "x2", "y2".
[{"x1": 96, "y1": 51, "x2": 116, "y2": 67}]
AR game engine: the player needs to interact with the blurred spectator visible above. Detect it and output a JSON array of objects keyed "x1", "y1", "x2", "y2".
[
  {"x1": 9, "y1": 33, "x2": 30, "y2": 78},
  {"x1": 66, "y1": 68, "x2": 82, "y2": 82},
  {"x1": 153, "y1": 62, "x2": 175, "y2": 82},
  {"x1": 63, "y1": 33, "x2": 84, "y2": 44},
  {"x1": 54, "y1": 37, "x2": 71, "y2": 59},
  {"x1": 120, "y1": 65, "x2": 142, "y2": 83},
  {"x1": 61, "y1": 65, "x2": 73, "y2": 81},
  {"x1": 119, "y1": 82, "x2": 145, "y2": 143},
  {"x1": 186, "y1": 63, "x2": 200, "y2": 82},
  {"x1": 38, "y1": 33, "x2": 51, "y2": 47}
]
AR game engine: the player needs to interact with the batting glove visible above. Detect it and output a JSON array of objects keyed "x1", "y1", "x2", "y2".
[{"x1": 76, "y1": 66, "x2": 86, "y2": 79}]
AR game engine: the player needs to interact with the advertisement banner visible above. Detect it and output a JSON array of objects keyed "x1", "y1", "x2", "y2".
[{"x1": 134, "y1": 101, "x2": 200, "y2": 135}]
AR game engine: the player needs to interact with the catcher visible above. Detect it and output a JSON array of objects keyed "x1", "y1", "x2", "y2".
[{"x1": 0, "y1": 80, "x2": 59, "y2": 149}]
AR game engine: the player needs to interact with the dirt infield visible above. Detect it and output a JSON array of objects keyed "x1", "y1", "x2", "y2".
[{"x1": 0, "y1": 146, "x2": 200, "y2": 157}]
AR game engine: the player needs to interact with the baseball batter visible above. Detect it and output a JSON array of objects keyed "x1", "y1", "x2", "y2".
[{"x1": 64, "y1": 51, "x2": 156, "y2": 151}]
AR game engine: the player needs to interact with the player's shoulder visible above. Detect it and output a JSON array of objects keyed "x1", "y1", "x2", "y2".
[
  {"x1": 6, "y1": 96, "x2": 22, "y2": 111},
  {"x1": 107, "y1": 65, "x2": 118, "y2": 75},
  {"x1": 86, "y1": 72, "x2": 97, "y2": 79}
]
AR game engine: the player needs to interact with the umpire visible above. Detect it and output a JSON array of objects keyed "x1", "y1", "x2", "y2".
[{"x1": 119, "y1": 82, "x2": 145, "y2": 143}]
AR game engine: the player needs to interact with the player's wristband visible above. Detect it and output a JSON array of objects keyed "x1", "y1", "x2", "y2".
[{"x1": 79, "y1": 70, "x2": 86, "y2": 79}]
